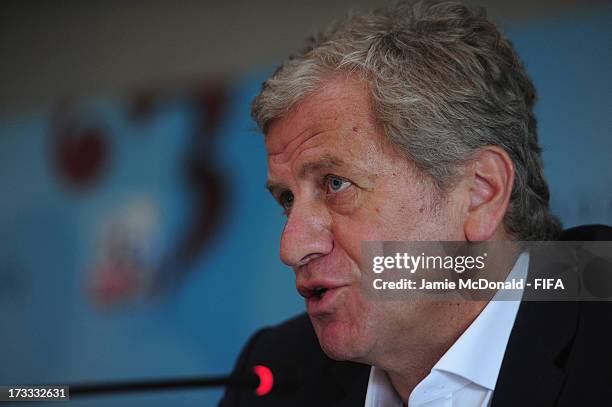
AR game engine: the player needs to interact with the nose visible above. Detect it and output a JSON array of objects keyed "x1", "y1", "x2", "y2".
[{"x1": 280, "y1": 199, "x2": 333, "y2": 268}]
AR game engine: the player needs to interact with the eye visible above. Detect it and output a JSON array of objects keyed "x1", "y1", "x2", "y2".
[
  {"x1": 326, "y1": 175, "x2": 352, "y2": 193},
  {"x1": 278, "y1": 190, "x2": 294, "y2": 210}
]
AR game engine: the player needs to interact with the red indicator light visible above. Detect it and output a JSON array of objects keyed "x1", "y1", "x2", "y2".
[{"x1": 253, "y1": 365, "x2": 274, "y2": 396}]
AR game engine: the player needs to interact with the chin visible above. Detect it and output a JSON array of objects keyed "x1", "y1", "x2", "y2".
[{"x1": 311, "y1": 315, "x2": 371, "y2": 362}]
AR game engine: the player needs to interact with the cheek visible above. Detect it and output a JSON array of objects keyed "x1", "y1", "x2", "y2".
[
  {"x1": 313, "y1": 287, "x2": 377, "y2": 358},
  {"x1": 334, "y1": 204, "x2": 421, "y2": 243},
  {"x1": 328, "y1": 213, "x2": 406, "y2": 276},
  {"x1": 329, "y1": 220, "x2": 371, "y2": 276}
]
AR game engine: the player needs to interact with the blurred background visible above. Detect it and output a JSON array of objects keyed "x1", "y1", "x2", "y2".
[{"x1": 0, "y1": 1, "x2": 611, "y2": 405}]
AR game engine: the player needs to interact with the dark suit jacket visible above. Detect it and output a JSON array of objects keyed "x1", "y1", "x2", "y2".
[{"x1": 220, "y1": 225, "x2": 612, "y2": 406}]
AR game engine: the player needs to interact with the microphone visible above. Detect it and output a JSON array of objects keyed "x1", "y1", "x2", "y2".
[{"x1": 68, "y1": 365, "x2": 274, "y2": 397}]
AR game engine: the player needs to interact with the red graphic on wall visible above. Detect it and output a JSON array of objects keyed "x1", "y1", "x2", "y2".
[
  {"x1": 82, "y1": 80, "x2": 230, "y2": 308},
  {"x1": 50, "y1": 102, "x2": 110, "y2": 191}
]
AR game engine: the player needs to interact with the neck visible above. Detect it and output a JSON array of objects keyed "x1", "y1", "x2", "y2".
[
  {"x1": 369, "y1": 240, "x2": 521, "y2": 402},
  {"x1": 379, "y1": 300, "x2": 487, "y2": 402}
]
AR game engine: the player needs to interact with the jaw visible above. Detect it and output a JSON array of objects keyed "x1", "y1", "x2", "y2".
[
  {"x1": 309, "y1": 303, "x2": 375, "y2": 363},
  {"x1": 312, "y1": 317, "x2": 364, "y2": 361}
]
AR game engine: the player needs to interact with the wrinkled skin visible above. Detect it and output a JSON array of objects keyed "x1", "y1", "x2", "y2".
[{"x1": 265, "y1": 76, "x2": 475, "y2": 364}]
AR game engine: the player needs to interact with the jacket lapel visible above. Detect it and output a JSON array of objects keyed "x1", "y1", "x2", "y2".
[
  {"x1": 286, "y1": 354, "x2": 369, "y2": 406},
  {"x1": 329, "y1": 360, "x2": 370, "y2": 407},
  {"x1": 490, "y1": 301, "x2": 578, "y2": 407},
  {"x1": 491, "y1": 245, "x2": 580, "y2": 407}
]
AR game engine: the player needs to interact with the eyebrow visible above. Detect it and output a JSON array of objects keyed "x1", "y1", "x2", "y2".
[
  {"x1": 298, "y1": 154, "x2": 345, "y2": 178},
  {"x1": 265, "y1": 154, "x2": 347, "y2": 195}
]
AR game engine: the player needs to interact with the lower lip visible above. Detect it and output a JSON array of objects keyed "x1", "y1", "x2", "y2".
[{"x1": 306, "y1": 286, "x2": 347, "y2": 316}]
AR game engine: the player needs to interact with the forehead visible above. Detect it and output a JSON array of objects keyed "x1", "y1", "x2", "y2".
[{"x1": 264, "y1": 76, "x2": 386, "y2": 160}]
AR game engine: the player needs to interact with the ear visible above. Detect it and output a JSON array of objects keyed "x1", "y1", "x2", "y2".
[{"x1": 463, "y1": 147, "x2": 514, "y2": 241}]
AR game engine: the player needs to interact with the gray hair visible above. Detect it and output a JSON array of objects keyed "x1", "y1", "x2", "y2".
[{"x1": 252, "y1": 0, "x2": 562, "y2": 240}]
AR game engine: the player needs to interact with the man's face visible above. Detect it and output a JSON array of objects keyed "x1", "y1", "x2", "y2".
[{"x1": 265, "y1": 76, "x2": 467, "y2": 362}]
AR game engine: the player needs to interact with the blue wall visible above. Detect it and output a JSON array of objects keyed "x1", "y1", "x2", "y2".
[{"x1": 0, "y1": 9, "x2": 610, "y2": 406}]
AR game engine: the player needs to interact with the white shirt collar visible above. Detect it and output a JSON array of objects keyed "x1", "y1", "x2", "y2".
[{"x1": 432, "y1": 251, "x2": 528, "y2": 390}]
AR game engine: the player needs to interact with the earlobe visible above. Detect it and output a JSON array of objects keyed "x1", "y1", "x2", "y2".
[{"x1": 464, "y1": 147, "x2": 514, "y2": 241}]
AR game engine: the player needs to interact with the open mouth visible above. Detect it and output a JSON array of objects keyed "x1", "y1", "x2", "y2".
[
  {"x1": 298, "y1": 285, "x2": 333, "y2": 300},
  {"x1": 311, "y1": 287, "x2": 329, "y2": 300},
  {"x1": 298, "y1": 283, "x2": 347, "y2": 315}
]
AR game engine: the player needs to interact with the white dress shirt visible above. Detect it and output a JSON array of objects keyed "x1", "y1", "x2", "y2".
[{"x1": 364, "y1": 252, "x2": 529, "y2": 407}]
